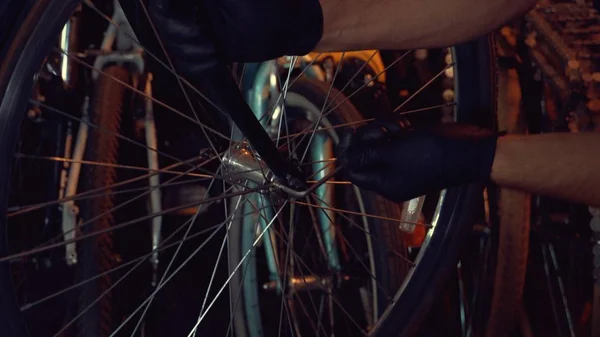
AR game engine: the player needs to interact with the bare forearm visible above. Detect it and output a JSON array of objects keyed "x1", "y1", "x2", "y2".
[
  {"x1": 316, "y1": 0, "x2": 536, "y2": 51},
  {"x1": 491, "y1": 133, "x2": 600, "y2": 207}
]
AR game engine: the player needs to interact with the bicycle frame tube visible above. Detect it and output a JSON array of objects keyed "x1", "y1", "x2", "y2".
[
  {"x1": 311, "y1": 133, "x2": 340, "y2": 270},
  {"x1": 144, "y1": 73, "x2": 163, "y2": 285}
]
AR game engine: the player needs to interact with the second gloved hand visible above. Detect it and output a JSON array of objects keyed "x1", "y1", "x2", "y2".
[{"x1": 337, "y1": 121, "x2": 500, "y2": 203}]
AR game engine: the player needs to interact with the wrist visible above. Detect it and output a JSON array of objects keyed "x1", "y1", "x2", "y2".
[
  {"x1": 476, "y1": 133, "x2": 501, "y2": 183},
  {"x1": 440, "y1": 127, "x2": 501, "y2": 185}
]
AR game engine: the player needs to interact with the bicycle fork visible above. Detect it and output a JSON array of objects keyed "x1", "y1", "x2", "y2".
[
  {"x1": 59, "y1": 0, "x2": 163, "y2": 286},
  {"x1": 244, "y1": 60, "x2": 342, "y2": 290}
]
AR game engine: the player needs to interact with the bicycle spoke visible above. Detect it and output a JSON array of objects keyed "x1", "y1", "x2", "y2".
[
  {"x1": 246, "y1": 196, "x2": 392, "y2": 335},
  {"x1": 186, "y1": 201, "x2": 288, "y2": 335},
  {"x1": 224, "y1": 195, "x2": 267, "y2": 337},
  {"x1": 256, "y1": 53, "x2": 325, "y2": 130},
  {"x1": 238, "y1": 196, "x2": 296, "y2": 334},
  {"x1": 286, "y1": 202, "x2": 327, "y2": 337},
  {"x1": 286, "y1": 203, "x2": 332, "y2": 337},
  {"x1": 274, "y1": 230, "x2": 346, "y2": 334},
  {"x1": 134, "y1": 175, "x2": 232, "y2": 334},
  {"x1": 237, "y1": 63, "x2": 246, "y2": 89},
  {"x1": 52, "y1": 241, "x2": 155, "y2": 337},
  {"x1": 221, "y1": 179, "x2": 234, "y2": 337},
  {"x1": 293, "y1": 263, "x2": 333, "y2": 336},
  {"x1": 249, "y1": 191, "x2": 414, "y2": 268},
  {"x1": 55, "y1": 49, "x2": 230, "y2": 141},
  {"x1": 19, "y1": 203, "x2": 251, "y2": 312},
  {"x1": 82, "y1": 0, "x2": 234, "y2": 125},
  {"x1": 14, "y1": 153, "x2": 213, "y2": 178},
  {"x1": 307, "y1": 193, "x2": 396, "y2": 298},
  {"x1": 110, "y1": 192, "x2": 263, "y2": 336},
  {"x1": 307, "y1": 192, "x2": 419, "y2": 264},
  {"x1": 291, "y1": 290, "x2": 325, "y2": 336},
  {"x1": 274, "y1": 194, "x2": 399, "y2": 310},
  {"x1": 289, "y1": 248, "x2": 367, "y2": 335},
  {"x1": 294, "y1": 199, "x2": 431, "y2": 229},
  {"x1": 112, "y1": 198, "x2": 286, "y2": 337},
  {"x1": 321, "y1": 51, "x2": 379, "y2": 111},
  {"x1": 276, "y1": 56, "x2": 295, "y2": 152},
  {"x1": 129, "y1": 172, "x2": 232, "y2": 336},
  {"x1": 306, "y1": 160, "x2": 336, "y2": 181},
  {"x1": 8, "y1": 154, "x2": 214, "y2": 217},
  {"x1": 30, "y1": 98, "x2": 211, "y2": 170},
  {"x1": 24, "y1": 102, "x2": 246, "y2": 239},
  {"x1": 278, "y1": 203, "x2": 300, "y2": 337},
  {"x1": 249, "y1": 57, "x2": 297, "y2": 158},
  {"x1": 137, "y1": 0, "x2": 226, "y2": 162},
  {"x1": 286, "y1": 53, "x2": 324, "y2": 89},
  {"x1": 1, "y1": 185, "x2": 267, "y2": 263},
  {"x1": 7, "y1": 177, "x2": 209, "y2": 214},
  {"x1": 393, "y1": 62, "x2": 455, "y2": 113},
  {"x1": 230, "y1": 58, "x2": 299, "y2": 183},
  {"x1": 322, "y1": 49, "x2": 411, "y2": 116},
  {"x1": 294, "y1": 52, "x2": 346, "y2": 162},
  {"x1": 397, "y1": 101, "x2": 457, "y2": 116},
  {"x1": 283, "y1": 50, "x2": 413, "y2": 149},
  {"x1": 266, "y1": 49, "x2": 377, "y2": 153},
  {"x1": 275, "y1": 102, "x2": 456, "y2": 143},
  {"x1": 15, "y1": 155, "x2": 216, "y2": 252},
  {"x1": 51, "y1": 191, "x2": 247, "y2": 337},
  {"x1": 195, "y1": 184, "x2": 236, "y2": 316}
]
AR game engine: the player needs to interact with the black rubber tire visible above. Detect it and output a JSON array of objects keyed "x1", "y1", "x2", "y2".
[
  {"x1": 369, "y1": 39, "x2": 498, "y2": 337},
  {"x1": 487, "y1": 189, "x2": 530, "y2": 337},
  {"x1": 0, "y1": 1, "x2": 82, "y2": 336},
  {"x1": 485, "y1": 55, "x2": 531, "y2": 337},
  {"x1": 228, "y1": 77, "x2": 408, "y2": 337},
  {"x1": 76, "y1": 66, "x2": 129, "y2": 337}
]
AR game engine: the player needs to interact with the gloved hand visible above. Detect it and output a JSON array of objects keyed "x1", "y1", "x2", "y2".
[
  {"x1": 148, "y1": 0, "x2": 323, "y2": 77},
  {"x1": 338, "y1": 120, "x2": 500, "y2": 203}
]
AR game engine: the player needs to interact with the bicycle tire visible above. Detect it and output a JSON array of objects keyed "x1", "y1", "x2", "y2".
[
  {"x1": 369, "y1": 39, "x2": 498, "y2": 337},
  {"x1": 228, "y1": 77, "x2": 408, "y2": 337},
  {"x1": 0, "y1": 1, "x2": 496, "y2": 336},
  {"x1": 487, "y1": 189, "x2": 530, "y2": 337},
  {"x1": 76, "y1": 65, "x2": 129, "y2": 337},
  {"x1": 0, "y1": 1, "x2": 82, "y2": 336},
  {"x1": 485, "y1": 66, "x2": 531, "y2": 337}
]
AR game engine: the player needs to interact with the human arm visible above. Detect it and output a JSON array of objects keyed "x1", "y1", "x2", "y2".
[
  {"x1": 154, "y1": 0, "x2": 538, "y2": 67},
  {"x1": 316, "y1": 0, "x2": 537, "y2": 51},
  {"x1": 339, "y1": 123, "x2": 600, "y2": 208},
  {"x1": 491, "y1": 133, "x2": 600, "y2": 207}
]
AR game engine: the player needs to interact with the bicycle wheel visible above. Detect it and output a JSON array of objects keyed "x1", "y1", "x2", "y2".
[{"x1": 0, "y1": 1, "x2": 496, "y2": 336}]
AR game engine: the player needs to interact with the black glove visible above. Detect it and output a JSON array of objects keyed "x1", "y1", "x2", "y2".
[
  {"x1": 338, "y1": 120, "x2": 500, "y2": 203},
  {"x1": 148, "y1": 0, "x2": 323, "y2": 77}
]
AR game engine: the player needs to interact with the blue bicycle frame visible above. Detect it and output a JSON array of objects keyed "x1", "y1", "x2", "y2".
[{"x1": 238, "y1": 59, "x2": 342, "y2": 290}]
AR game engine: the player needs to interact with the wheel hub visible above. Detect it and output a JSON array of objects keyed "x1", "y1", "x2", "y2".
[{"x1": 218, "y1": 142, "x2": 334, "y2": 199}]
